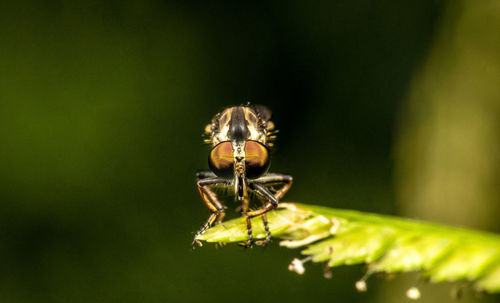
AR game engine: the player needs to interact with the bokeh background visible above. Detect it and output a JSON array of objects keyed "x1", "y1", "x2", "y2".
[{"x1": 1, "y1": 1, "x2": 499, "y2": 302}]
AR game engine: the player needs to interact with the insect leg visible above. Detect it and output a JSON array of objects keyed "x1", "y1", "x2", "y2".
[
  {"x1": 255, "y1": 213, "x2": 271, "y2": 246},
  {"x1": 196, "y1": 170, "x2": 221, "y2": 228},
  {"x1": 247, "y1": 183, "x2": 279, "y2": 218},
  {"x1": 253, "y1": 173, "x2": 293, "y2": 200},
  {"x1": 194, "y1": 177, "x2": 229, "y2": 246},
  {"x1": 239, "y1": 175, "x2": 291, "y2": 246},
  {"x1": 250, "y1": 174, "x2": 292, "y2": 245},
  {"x1": 196, "y1": 170, "x2": 217, "y2": 180},
  {"x1": 244, "y1": 182, "x2": 281, "y2": 246},
  {"x1": 239, "y1": 194, "x2": 254, "y2": 248}
]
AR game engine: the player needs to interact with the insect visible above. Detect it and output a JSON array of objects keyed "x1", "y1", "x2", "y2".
[{"x1": 194, "y1": 105, "x2": 293, "y2": 247}]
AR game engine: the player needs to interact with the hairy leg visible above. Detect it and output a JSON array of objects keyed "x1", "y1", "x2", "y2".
[{"x1": 193, "y1": 176, "x2": 229, "y2": 246}]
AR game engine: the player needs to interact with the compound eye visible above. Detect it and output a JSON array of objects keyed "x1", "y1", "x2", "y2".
[
  {"x1": 245, "y1": 141, "x2": 270, "y2": 178},
  {"x1": 209, "y1": 142, "x2": 234, "y2": 178}
]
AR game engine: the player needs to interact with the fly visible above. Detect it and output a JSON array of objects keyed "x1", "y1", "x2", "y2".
[{"x1": 194, "y1": 105, "x2": 293, "y2": 247}]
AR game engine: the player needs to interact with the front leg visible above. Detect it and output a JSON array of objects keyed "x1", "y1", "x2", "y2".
[
  {"x1": 238, "y1": 183, "x2": 279, "y2": 248},
  {"x1": 246, "y1": 183, "x2": 279, "y2": 217},
  {"x1": 253, "y1": 173, "x2": 293, "y2": 200},
  {"x1": 248, "y1": 174, "x2": 292, "y2": 246},
  {"x1": 194, "y1": 176, "x2": 230, "y2": 246},
  {"x1": 245, "y1": 183, "x2": 279, "y2": 246},
  {"x1": 196, "y1": 170, "x2": 226, "y2": 226},
  {"x1": 196, "y1": 170, "x2": 217, "y2": 180},
  {"x1": 239, "y1": 194, "x2": 255, "y2": 248}
]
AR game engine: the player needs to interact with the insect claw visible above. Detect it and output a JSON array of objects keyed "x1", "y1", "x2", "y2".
[
  {"x1": 255, "y1": 239, "x2": 271, "y2": 246},
  {"x1": 238, "y1": 240, "x2": 254, "y2": 248},
  {"x1": 192, "y1": 239, "x2": 203, "y2": 248}
]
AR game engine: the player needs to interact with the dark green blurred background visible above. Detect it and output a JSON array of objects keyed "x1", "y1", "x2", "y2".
[{"x1": 1, "y1": 1, "x2": 499, "y2": 302}]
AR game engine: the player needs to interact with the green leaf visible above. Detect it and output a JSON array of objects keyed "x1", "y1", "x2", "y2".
[{"x1": 196, "y1": 203, "x2": 500, "y2": 293}]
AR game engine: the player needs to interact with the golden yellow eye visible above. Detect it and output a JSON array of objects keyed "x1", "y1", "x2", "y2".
[
  {"x1": 245, "y1": 141, "x2": 270, "y2": 178},
  {"x1": 209, "y1": 142, "x2": 234, "y2": 178}
]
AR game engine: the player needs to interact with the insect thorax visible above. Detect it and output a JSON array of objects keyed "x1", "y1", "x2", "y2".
[{"x1": 207, "y1": 106, "x2": 270, "y2": 147}]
